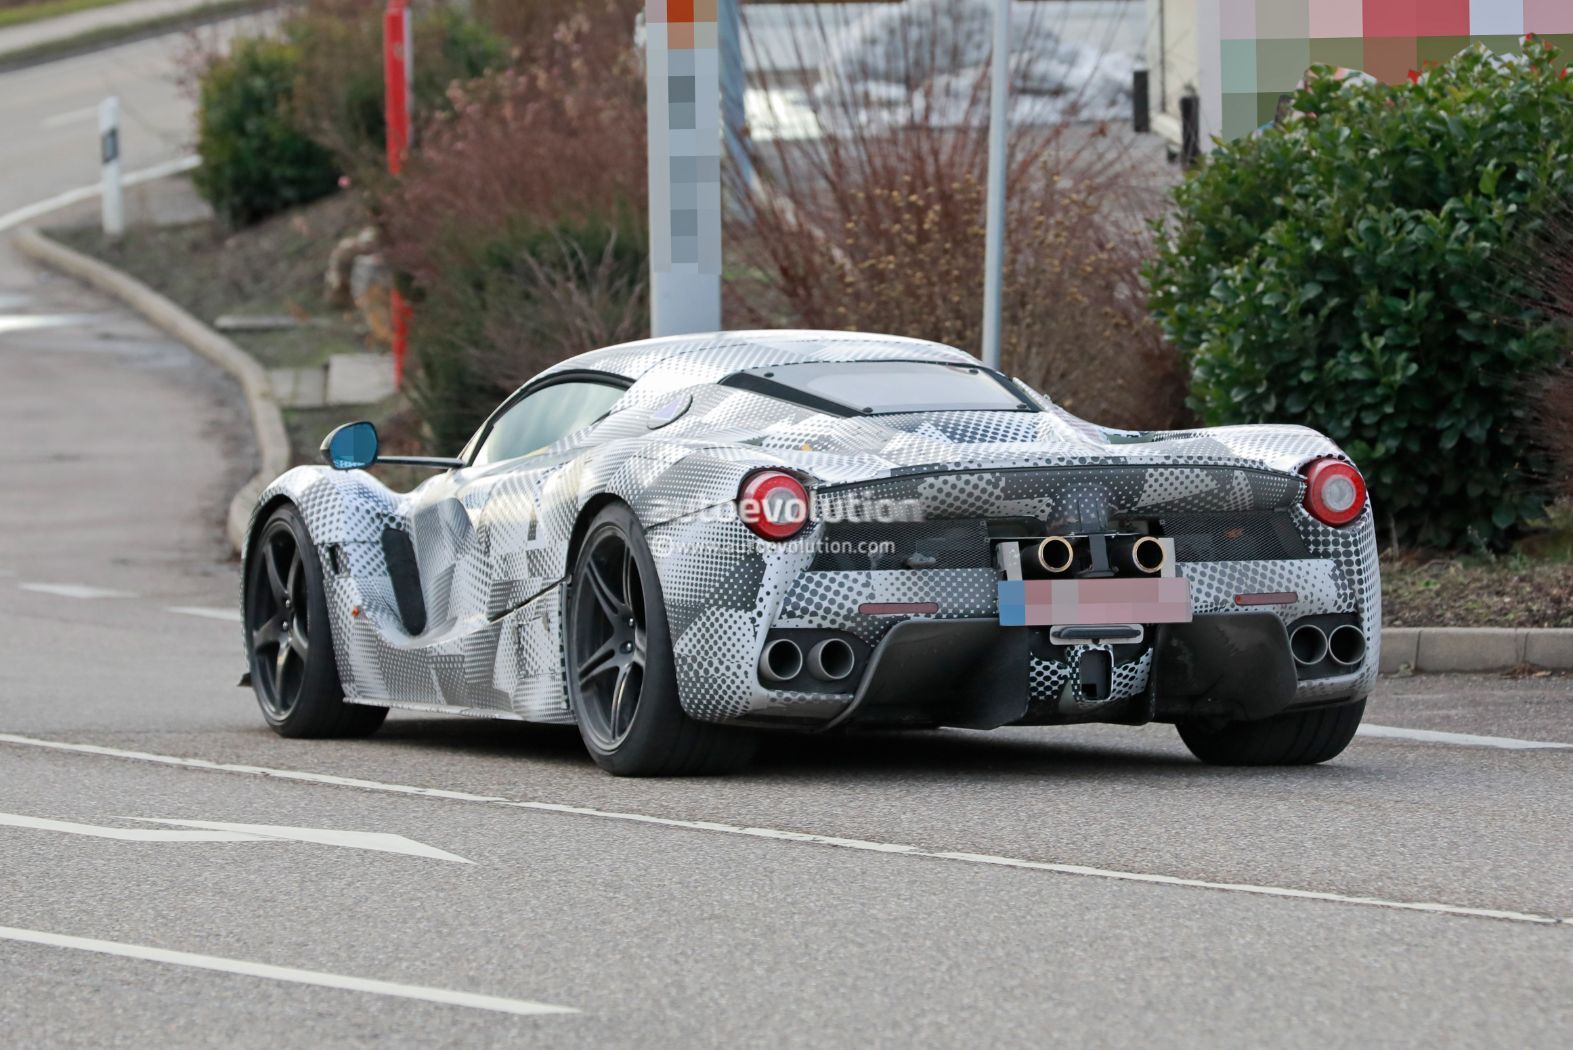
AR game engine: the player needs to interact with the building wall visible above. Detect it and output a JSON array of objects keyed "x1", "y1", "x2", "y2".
[{"x1": 1154, "y1": 1, "x2": 1573, "y2": 145}]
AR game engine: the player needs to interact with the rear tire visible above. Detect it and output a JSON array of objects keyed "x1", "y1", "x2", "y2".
[
  {"x1": 244, "y1": 504, "x2": 387, "y2": 739},
  {"x1": 1177, "y1": 699, "x2": 1365, "y2": 766},
  {"x1": 566, "y1": 504, "x2": 758, "y2": 776}
]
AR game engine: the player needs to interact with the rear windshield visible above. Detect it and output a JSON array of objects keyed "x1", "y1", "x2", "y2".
[{"x1": 720, "y1": 360, "x2": 1036, "y2": 416}]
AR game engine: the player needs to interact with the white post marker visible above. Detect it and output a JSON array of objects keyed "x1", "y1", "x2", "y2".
[
  {"x1": 646, "y1": 0, "x2": 723, "y2": 337},
  {"x1": 979, "y1": 0, "x2": 1011, "y2": 370},
  {"x1": 98, "y1": 96, "x2": 124, "y2": 241}
]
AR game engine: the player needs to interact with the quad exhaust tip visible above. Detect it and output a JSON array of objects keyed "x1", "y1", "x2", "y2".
[
  {"x1": 807, "y1": 638, "x2": 856, "y2": 682},
  {"x1": 1131, "y1": 536, "x2": 1168, "y2": 575},
  {"x1": 1290, "y1": 623, "x2": 1330, "y2": 666},
  {"x1": 758, "y1": 638, "x2": 804, "y2": 684},
  {"x1": 1036, "y1": 536, "x2": 1075, "y2": 575},
  {"x1": 1327, "y1": 624, "x2": 1367, "y2": 667}
]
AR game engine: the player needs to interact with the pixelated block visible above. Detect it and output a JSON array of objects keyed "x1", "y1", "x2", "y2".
[
  {"x1": 1310, "y1": 0, "x2": 1364, "y2": 38},
  {"x1": 1468, "y1": 0, "x2": 1523, "y2": 35},
  {"x1": 1363, "y1": 0, "x2": 1419, "y2": 38},
  {"x1": 1257, "y1": 0, "x2": 1310, "y2": 40},
  {"x1": 1363, "y1": 34, "x2": 1419, "y2": 80}
]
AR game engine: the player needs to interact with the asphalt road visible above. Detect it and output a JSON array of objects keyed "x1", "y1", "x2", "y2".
[{"x1": 2, "y1": 25, "x2": 1572, "y2": 1050}]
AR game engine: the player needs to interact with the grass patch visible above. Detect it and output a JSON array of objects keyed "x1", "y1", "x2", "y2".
[{"x1": 0, "y1": 0, "x2": 129, "y2": 30}]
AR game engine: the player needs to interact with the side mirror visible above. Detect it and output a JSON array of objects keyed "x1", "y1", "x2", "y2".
[{"x1": 321, "y1": 421, "x2": 379, "y2": 470}]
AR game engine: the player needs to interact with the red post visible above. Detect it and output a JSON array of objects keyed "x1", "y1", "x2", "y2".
[{"x1": 384, "y1": 0, "x2": 413, "y2": 387}]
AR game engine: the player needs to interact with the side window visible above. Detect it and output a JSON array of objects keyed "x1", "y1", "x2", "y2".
[{"x1": 472, "y1": 381, "x2": 625, "y2": 467}]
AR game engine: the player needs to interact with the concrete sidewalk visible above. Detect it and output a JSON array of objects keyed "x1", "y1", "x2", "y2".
[{"x1": 0, "y1": 0, "x2": 265, "y2": 68}]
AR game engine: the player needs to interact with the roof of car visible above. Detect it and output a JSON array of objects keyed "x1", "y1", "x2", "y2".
[{"x1": 538, "y1": 330, "x2": 977, "y2": 385}]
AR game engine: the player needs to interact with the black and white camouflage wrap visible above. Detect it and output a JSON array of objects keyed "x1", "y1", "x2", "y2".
[{"x1": 245, "y1": 330, "x2": 1380, "y2": 729}]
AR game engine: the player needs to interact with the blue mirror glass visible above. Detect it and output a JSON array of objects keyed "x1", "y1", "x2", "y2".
[{"x1": 321, "y1": 421, "x2": 379, "y2": 470}]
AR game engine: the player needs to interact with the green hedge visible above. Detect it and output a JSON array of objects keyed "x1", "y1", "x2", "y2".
[
  {"x1": 1148, "y1": 43, "x2": 1573, "y2": 549},
  {"x1": 192, "y1": 37, "x2": 340, "y2": 227}
]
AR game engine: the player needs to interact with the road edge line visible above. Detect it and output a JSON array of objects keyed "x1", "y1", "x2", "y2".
[{"x1": 15, "y1": 225, "x2": 287, "y2": 553}]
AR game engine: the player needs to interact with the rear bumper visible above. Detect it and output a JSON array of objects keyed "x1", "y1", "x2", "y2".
[{"x1": 737, "y1": 613, "x2": 1362, "y2": 731}]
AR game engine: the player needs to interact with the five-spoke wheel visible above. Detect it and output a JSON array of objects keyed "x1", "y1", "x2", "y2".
[
  {"x1": 571, "y1": 527, "x2": 648, "y2": 748},
  {"x1": 566, "y1": 504, "x2": 757, "y2": 775},
  {"x1": 243, "y1": 504, "x2": 386, "y2": 738}
]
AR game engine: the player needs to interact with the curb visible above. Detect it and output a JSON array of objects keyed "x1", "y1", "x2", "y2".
[
  {"x1": 16, "y1": 226, "x2": 288, "y2": 554},
  {"x1": 0, "y1": 0, "x2": 271, "y2": 74},
  {"x1": 1380, "y1": 627, "x2": 1573, "y2": 675}
]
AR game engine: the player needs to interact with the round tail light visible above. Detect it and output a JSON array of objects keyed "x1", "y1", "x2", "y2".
[
  {"x1": 738, "y1": 471, "x2": 810, "y2": 541},
  {"x1": 1302, "y1": 458, "x2": 1367, "y2": 527}
]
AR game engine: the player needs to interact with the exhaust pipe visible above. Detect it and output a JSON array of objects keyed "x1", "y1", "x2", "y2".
[
  {"x1": 1327, "y1": 625, "x2": 1367, "y2": 667},
  {"x1": 807, "y1": 638, "x2": 856, "y2": 682},
  {"x1": 1036, "y1": 536, "x2": 1076, "y2": 575},
  {"x1": 1130, "y1": 536, "x2": 1168, "y2": 575},
  {"x1": 1290, "y1": 623, "x2": 1329, "y2": 666},
  {"x1": 758, "y1": 638, "x2": 804, "y2": 684}
]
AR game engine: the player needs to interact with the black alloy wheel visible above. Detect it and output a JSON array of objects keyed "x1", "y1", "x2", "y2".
[
  {"x1": 244, "y1": 504, "x2": 386, "y2": 738},
  {"x1": 567, "y1": 504, "x2": 757, "y2": 776}
]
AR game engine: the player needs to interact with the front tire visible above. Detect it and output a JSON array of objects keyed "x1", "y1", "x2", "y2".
[
  {"x1": 1177, "y1": 699, "x2": 1365, "y2": 766},
  {"x1": 244, "y1": 504, "x2": 387, "y2": 739},
  {"x1": 566, "y1": 504, "x2": 757, "y2": 776}
]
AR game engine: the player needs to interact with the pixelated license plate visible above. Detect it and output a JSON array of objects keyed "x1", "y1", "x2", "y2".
[{"x1": 997, "y1": 578, "x2": 1193, "y2": 628}]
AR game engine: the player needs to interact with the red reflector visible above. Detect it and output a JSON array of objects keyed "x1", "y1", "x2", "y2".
[
  {"x1": 858, "y1": 602, "x2": 939, "y2": 616},
  {"x1": 1234, "y1": 592, "x2": 1299, "y2": 607}
]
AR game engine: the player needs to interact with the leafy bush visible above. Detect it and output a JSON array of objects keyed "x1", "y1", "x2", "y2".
[
  {"x1": 378, "y1": 4, "x2": 647, "y2": 453},
  {"x1": 1148, "y1": 42, "x2": 1573, "y2": 549},
  {"x1": 731, "y1": 7, "x2": 1188, "y2": 430},
  {"x1": 192, "y1": 37, "x2": 340, "y2": 226},
  {"x1": 284, "y1": 0, "x2": 507, "y2": 179}
]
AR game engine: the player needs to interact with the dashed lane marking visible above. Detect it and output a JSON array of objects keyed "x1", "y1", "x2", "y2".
[
  {"x1": 1359, "y1": 724, "x2": 1573, "y2": 751},
  {"x1": 17, "y1": 583, "x2": 135, "y2": 600},
  {"x1": 0, "y1": 925, "x2": 576, "y2": 1018},
  {"x1": 167, "y1": 606, "x2": 243, "y2": 623},
  {"x1": 0, "y1": 733, "x2": 1567, "y2": 929}
]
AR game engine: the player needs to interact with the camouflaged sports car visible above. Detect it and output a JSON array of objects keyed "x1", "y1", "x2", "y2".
[{"x1": 241, "y1": 331, "x2": 1379, "y2": 775}]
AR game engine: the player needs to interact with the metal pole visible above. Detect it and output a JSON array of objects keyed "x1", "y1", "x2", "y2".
[
  {"x1": 980, "y1": 0, "x2": 1010, "y2": 369},
  {"x1": 646, "y1": 0, "x2": 723, "y2": 337},
  {"x1": 384, "y1": 0, "x2": 413, "y2": 388},
  {"x1": 1180, "y1": 89, "x2": 1200, "y2": 169},
  {"x1": 99, "y1": 97, "x2": 123, "y2": 241},
  {"x1": 1133, "y1": 65, "x2": 1150, "y2": 133}
]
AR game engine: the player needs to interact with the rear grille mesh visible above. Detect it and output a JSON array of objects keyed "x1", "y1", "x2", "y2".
[
  {"x1": 810, "y1": 519, "x2": 993, "y2": 571},
  {"x1": 1159, "y1": 514, "x2": 1309, "y2": 563}
]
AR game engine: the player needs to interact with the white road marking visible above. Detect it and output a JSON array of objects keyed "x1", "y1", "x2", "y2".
[
  {"x1": 0, "y1": 812, "x2": 471, "y2": 863},
  {"x1": 166, "y1": 606, "x2": 243, "y2": 623},
  {"x1": 0, "y1": 925, "x2": 576, "y2": 1018},
  {"x1": 38, "y1": 105, "x2": 99, "y2": 130},
  {"x1": 0, "y1": 813, "x2": 266, "y2": 843},
  {"x1": 127, "y1": 819, "x2": 473, "y2": 863},
  {"x1": 18, "y1": 583, "x2": 135, "y2": 600},
  {"x1": 0, "y1": 733, "x2": 1566, "y2": 928},
  {"x1": 0, "y1": 155, "x2": 199, "y2": 235},
  {"x1": 0, "y1": 314, "x2": 102, "y2": 334},
  {"x1": 1359, "y1": 724, "x2": 1573, "y2": 751}
]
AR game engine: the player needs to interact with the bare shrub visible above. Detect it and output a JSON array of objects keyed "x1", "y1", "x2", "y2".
[
  {"x1": 730, "y1": 0, "x2": 1187, "y2": 430},
  {"x1": 377, "y1": 2, "x2": 647, "y2": 452}
]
